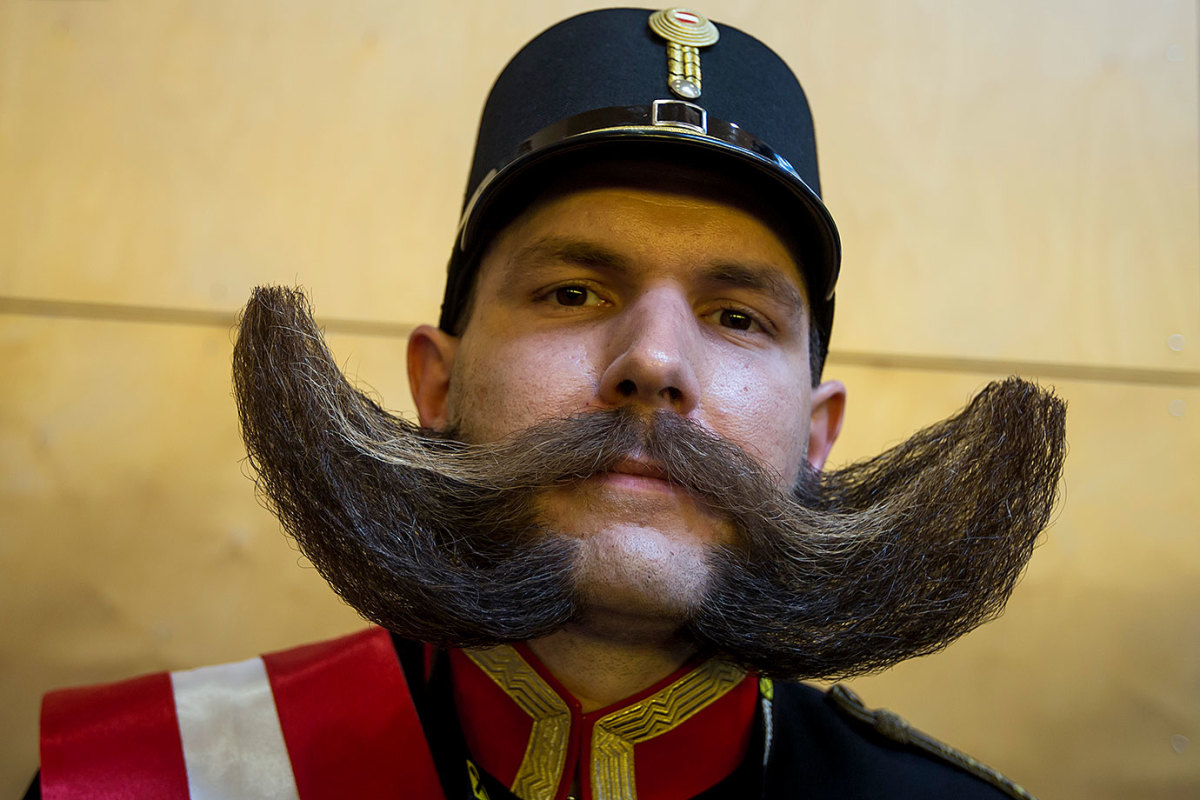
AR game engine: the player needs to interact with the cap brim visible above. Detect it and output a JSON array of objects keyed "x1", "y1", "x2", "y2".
[{"x1": 456, "y1": 124, "x2": 840, "y2": 304}]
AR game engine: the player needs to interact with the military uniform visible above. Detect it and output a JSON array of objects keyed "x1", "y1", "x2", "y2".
[{"x1": 29, "y1": 627, "x2": 1032, "y2": 799}]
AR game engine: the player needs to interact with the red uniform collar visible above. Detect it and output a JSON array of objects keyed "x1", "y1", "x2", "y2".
[{"x1": 449, "y1": 643, "x2": 759, "y2": 800}]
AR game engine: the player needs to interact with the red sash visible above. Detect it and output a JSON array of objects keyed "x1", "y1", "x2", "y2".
[{"x1": 40, "y1": 628, "x2": 445, "y2": 800}]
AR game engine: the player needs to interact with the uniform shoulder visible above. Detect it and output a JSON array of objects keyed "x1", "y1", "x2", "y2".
[
  {"x1": 764, "y1": 680, "x2": 1037, "y2": 800},
  {"x1": 36, "y1": 628, "x2": 436, "y2": 798},
  {"x1": 826, "y1": 683, "x2": 1035, "y2": 799}
]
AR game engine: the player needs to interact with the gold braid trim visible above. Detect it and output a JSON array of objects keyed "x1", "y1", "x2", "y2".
[
  {"x1": 591, "y1": 659, "x2": 747, "y2": 800},
  {"x1": 465, "y1": 647, "x2": 571, "y2": 800}
]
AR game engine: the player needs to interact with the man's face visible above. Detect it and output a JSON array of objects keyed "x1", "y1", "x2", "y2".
[
  {"x1": 238, "y1": 173, "x2": 1060, "y2": 666},
  {"x1": 408, "y1": 177, "x2": 845, "y2": 631}
]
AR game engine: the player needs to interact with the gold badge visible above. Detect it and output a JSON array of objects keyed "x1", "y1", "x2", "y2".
[{"x1": 648, "y1": 8, "x2": 720, "y2": 100}]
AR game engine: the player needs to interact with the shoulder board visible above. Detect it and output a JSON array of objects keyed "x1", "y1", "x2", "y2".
[{"x1": 828, "y1": 684, "x2": 1037, "y2": 800}]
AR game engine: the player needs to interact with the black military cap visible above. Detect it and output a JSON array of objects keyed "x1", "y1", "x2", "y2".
[{"x1": 439, "y1": 7, "x2": 840, "y2": 349}]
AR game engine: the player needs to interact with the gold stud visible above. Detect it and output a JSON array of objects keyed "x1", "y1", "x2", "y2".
[{"x1": 648, "y1": 8, "x2": 719, "y2": 100}]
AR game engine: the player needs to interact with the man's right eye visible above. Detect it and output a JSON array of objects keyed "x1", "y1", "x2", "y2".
[
  {"x1": 552, "y1": 286, "x2": 594, "y2": 306},
  {"x1": 534, "y1": 282, "x2": 609, "y2": 310}
]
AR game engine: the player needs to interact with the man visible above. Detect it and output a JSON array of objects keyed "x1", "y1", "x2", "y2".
[{"x1": 31, "y1": 8, "x2": 1065, "y2": 799}]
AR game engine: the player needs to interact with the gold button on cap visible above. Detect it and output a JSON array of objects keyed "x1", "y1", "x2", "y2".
[{"x1": 648, "y1": 8, "x2": 719, "y2": 47}]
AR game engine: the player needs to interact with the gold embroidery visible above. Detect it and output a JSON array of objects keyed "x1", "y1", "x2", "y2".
[
  {"x1": 591, "y1": 659, "x2": 747, "y2": 800},
  {"x1": 759, "y1": 678, "x2": 774, "y2": 766},
  {"x1": 466, "y1": 759, "x2": 493, "y2": 800},
  {"x1": 465, "y1": 647, "x2": 571, "y2": 800}
]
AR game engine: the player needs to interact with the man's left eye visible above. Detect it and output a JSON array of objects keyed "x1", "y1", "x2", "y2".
[
  {"x1": 718, "y1": 309, "x2": 756, "y2": 331},
  {"x1": 706, "y1": 308, "x2": 768, "y2": 334}
]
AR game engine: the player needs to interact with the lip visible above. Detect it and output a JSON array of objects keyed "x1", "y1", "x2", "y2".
[
  {"x1": 591, "y1": 456, "x2": 685, "y2": 497},
  {"x1": 610, "y1": 457, "x2": 670, "y2": 482}
]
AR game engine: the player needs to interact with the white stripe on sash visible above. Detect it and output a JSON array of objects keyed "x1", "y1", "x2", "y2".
[{"x1": 171, "y1": 656, "x2": 301, "y2": 800}]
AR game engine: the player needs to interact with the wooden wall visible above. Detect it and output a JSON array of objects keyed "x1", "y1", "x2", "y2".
[{"x1": 1, "y1": 1, "x2": 1196, "y2": 796}]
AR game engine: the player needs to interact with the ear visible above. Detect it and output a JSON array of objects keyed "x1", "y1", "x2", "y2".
[
  {"x1": 407, "y1": 325, "x2": 459, "y2": 430},
  {"x1": 807, "y1": 379, "x2": 846, "y2": 471}
]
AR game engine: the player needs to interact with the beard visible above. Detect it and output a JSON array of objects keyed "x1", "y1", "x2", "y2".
[{"x1": 232, "y1": 286, "x2": 1066, "y2": 681}]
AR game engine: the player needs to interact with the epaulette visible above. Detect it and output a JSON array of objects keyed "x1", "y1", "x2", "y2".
[{"x1": 828, "y1": 684, "x2": 1037, "y2": 800}]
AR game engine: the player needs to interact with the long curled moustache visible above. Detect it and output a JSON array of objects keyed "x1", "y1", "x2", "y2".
[{"x1": 233, "y1": 286, "x2": 1066, "y2": 680}]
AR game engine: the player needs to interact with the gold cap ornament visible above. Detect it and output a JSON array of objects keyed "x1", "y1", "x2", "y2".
[{"x1": 648, "y1": 8, "x2": 720, "y2": 99}]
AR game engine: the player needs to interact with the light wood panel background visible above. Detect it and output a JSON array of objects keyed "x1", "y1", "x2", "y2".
[{"x1": 1, "y1": 1, "x2": 1196, "y2": 797}]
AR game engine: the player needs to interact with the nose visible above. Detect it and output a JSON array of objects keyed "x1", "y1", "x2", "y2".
[{"x1": 596, "y1": 287, "x2": 702, "y2": 415}]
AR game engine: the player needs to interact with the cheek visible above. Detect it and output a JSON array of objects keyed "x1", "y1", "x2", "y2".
[
  {"x1": 702, "y1": 358, "x2": 813, "y2": 482},
  {"x1": 449, "y1": 332, "x2": 601, "y2": 439}
]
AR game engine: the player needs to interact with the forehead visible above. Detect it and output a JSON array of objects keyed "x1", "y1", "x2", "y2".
[{"x1": 475, "y1": 160, "x2": 811, "y2": 303}]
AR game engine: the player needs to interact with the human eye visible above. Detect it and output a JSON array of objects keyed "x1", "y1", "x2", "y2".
[
  {"x1": 702, "y1": 305, "x2": 770, "y2": 335},
  {"x1": 717, "y1": 309, "x2": 757, "y2": 331},
  {"x1": 539, "y1": 283, "x2": 608, "y2": 308}
]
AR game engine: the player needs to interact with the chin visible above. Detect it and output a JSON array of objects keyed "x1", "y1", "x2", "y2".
[{"x1": 568, "y1": 525, "x2": 712, "y2": 633}]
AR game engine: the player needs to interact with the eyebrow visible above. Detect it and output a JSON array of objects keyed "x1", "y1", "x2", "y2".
[
  {"x1": 505, "y1": 235, "x2": 807, "y2": 315},
  {"x1": 505, "y1": 236, "x2": 634, "y2": 279},
  {"x1": 699, "y1": 262, "x2": 807, "y2": 317}
]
